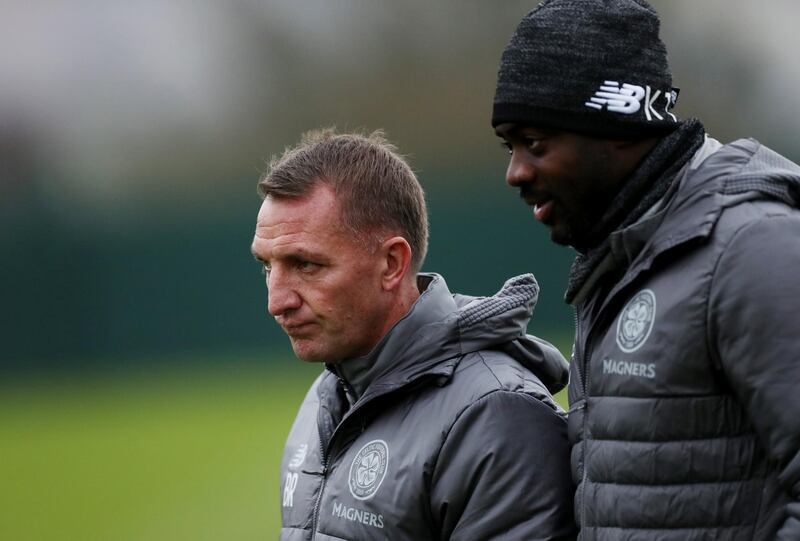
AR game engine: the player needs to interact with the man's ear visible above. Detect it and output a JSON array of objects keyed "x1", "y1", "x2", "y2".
[{"x1": 379, "y1": 236, "x2": 413, "y2": 291}]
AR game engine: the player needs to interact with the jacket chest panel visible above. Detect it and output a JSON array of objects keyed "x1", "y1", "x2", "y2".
[
  {"x1": 318, "y1": 410, "x2": 443, "y2": 539},
  {"x1": 282, "y1": 395, "x2": 443, "y2": 539},
  {"x1": 587, "y1": 252, "x2": 722, "y2": 398}
]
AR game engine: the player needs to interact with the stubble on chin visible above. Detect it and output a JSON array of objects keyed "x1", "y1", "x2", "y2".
[
  {"x1": 544, "y1": 213, "x2": 576, "y2": 247},
  {"x1": 551, "y1": 209, "x2": 598, "y2": 250},
  {"x1": 548, "y1": 229, "x2": 571, "y2": 247},
  {"x1": 290, "y1": 339, "x2": 321, "y2": 363}
]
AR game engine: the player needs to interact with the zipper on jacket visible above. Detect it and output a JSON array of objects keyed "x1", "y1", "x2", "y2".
[
  {"x1": 572, "y1": 309, "x2": 584, "y2": 395},
  {"x1": 573, "y1": 305, "x2": 590, "y2": 530},
  {"x1": 310, "y1": 427, "x2": 328, "y2": 537},
  {"x1": 330, "y1": 365, "x2": 357, "y2": 407},
  {"x1": 574, "y1": 285, "x2": 632, "y2": 531},
  {"x1": 309, "y1": 370, "x2": 356, "y2": 537}
]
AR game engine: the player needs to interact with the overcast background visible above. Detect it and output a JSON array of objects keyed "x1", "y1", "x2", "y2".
[
  {"x1": 3, "y1": 0, "x2": 799, "y2": 369},
  {"x1": 2, "y1": 2, "x2": 799, "y2": 539}
]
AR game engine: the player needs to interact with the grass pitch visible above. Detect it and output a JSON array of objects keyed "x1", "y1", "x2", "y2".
[{"x1": 0, "y1": 356, "x2": 567, "y2": 540}]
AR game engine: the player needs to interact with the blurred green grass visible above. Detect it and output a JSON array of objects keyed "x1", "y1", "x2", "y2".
[{"x1": 0, "y1": 354, "x2": 568, "y2": 541}]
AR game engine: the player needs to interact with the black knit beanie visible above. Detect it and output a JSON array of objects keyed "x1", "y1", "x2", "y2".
[{"x1": 492, "y1": 0, "x2": 681, "y2": 138}]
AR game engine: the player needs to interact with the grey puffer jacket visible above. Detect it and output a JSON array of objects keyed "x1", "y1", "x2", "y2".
[
  {"x1": 568, "y1": 137, "x2": 800, "y2": 540},
  {"x1": 279, "y1": 273, "x2": 577, "y2": 540}
]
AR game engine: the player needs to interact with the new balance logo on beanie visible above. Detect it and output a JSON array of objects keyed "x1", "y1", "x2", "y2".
[{"x1": 586, "y1": 80, "x2": 679, "y2": 121}]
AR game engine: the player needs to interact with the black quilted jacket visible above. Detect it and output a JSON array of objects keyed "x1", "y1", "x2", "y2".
[{"x1": 568, "y1": 138, "x2": 800, "y2": 540}]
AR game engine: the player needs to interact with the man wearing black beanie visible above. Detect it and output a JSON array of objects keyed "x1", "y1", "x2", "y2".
[{"x1": 493, "y1": 1, "x2": 800, "y2": 539}]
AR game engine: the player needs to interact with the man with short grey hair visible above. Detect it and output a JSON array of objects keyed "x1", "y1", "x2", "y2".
[
  {"x1": 252, "y1": 128, "x2": 577, "y2": 540},
  {"x1": 492, "y1": 1, "x2": 800, "y2": 539}
]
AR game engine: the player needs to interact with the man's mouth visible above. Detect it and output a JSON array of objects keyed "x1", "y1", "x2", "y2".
[
  {"x1": 522, "y1": 192, "x2": 555, "y2": 224},
  {"x1": 533, "y1": 199, "x2": 555, "y2": 223},
  {"x1": 279, "y1": 320, "x2": 317, "y2": 336}
]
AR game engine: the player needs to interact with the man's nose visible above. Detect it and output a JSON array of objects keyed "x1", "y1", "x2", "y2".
[
  {"x1": 267, "y1": 269, "x2": 302, "y2": 317},
  {"x1": 505, "y1": 150, "x2": 536, "y2": 188}
]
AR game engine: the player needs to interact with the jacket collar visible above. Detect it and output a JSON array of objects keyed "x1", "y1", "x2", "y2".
[
  {"x1": 325, "y1": 272, "x2": 568, "y2": 407},
  {"x1": 571, "y1": 136, "x2": 800, "y2": 306},
  {"x1": 328, "y1": 273, "x2": 459, "y2": 404}
]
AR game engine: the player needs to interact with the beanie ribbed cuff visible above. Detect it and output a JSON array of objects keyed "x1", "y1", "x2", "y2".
[{"x1": 492, "y1": 102, "x2": 680, "y2": 139}]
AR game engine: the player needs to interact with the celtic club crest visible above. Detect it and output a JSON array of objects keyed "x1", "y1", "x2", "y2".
[
  {"x1": 348, "y1": 440, "x2": 389, "y2": 501},
  {"x1": 616, "y1": 289, "x2": 656, "y2": 353}
]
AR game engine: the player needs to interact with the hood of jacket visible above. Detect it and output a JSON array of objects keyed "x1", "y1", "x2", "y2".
[
  {"x1": 330, "y1": 273, "x2": 568, "y2": 406},
  {"x1": 578, "y1": 137, "x2": 800, "y2": 303}
]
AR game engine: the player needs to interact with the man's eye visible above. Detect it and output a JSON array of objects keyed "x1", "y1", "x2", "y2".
[
  {"x1": 499, "y1": 141, "x2": 513, "y2": 155},
  {"x1": 525, "y1": 137, "x2": 541, "y2": 151},
  {"x1": 298, "y1": 261, "x2": 319, "y2": 273}
]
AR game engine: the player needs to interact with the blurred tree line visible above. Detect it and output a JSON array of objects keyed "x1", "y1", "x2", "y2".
[{"x1": 1, "y1": 0, "x2": 797, "y2": 371}]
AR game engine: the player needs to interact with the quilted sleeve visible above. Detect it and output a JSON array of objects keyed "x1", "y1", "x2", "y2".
[{"x1": 709, "y1": 214, "x2": 800, "y2": 540}]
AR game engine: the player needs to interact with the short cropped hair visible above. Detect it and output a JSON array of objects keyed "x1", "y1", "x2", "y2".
[{"x1": 258, "y1": 128, "x2": 429, "y2": 272}]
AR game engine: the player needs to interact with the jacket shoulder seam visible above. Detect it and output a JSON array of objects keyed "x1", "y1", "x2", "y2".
[{"x1": 476, "y1": 350, "x2": 505, "y2": 388}]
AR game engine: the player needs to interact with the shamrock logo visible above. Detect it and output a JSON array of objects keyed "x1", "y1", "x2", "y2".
[
  {"x1": 356, "y1": 451, "x2": 381, "y2": 488},
  {"x1": 348, "y1": 440, "x2": 389, "y2": 500},
  {"x1": 616, "y1": 289, "x2": 656, "y2": 353}
]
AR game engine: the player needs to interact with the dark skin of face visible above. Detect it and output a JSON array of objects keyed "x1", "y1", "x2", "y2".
[{"x1": 495, "y1": 124, "x2": 659, "y2": 250}]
